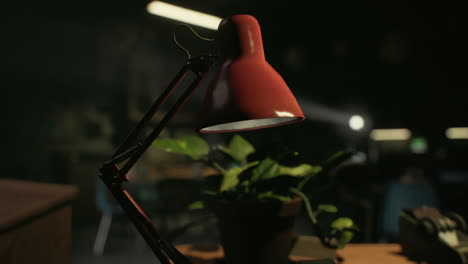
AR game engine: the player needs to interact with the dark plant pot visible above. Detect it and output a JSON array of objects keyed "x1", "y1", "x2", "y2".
[{"x1": 207, "y1": 197, "x2": 302, "y2": 264}]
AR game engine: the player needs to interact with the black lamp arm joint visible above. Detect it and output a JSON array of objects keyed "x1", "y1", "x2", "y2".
[{"x1": 187, "y1": 54, "x2": 217, "y2": 76}]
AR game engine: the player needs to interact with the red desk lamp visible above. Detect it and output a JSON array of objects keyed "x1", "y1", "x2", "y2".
[{"x1": 98, "y1": 14, "x2": 305, "y2": 264}]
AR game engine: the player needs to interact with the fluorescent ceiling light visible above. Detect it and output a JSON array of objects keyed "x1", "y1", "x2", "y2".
[
  {"x1": 370, "y1": 128, "x2": 411, "y2": 141},
  {"x1": 146, "y1": 1, "x2": 222, "y2": 30},
  {"x1": 446, "y1": 127, "x2": 468, "y2": 139}
]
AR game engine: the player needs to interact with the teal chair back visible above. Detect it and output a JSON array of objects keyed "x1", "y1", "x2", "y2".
[{"x1": 379, "y1": 181, "x2": 440, "y2": 241}]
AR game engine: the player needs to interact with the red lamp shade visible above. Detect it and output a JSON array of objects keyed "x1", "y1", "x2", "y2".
[{"x1": 197, "y1": 14, "x2": 305, "y2": 133}]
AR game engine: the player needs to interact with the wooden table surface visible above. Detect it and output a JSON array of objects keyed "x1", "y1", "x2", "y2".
[
  {"x1": 0, "y1": 178, "x2": 79, "y2": 232},
  {"x1": 336, "y1": 243, "x2": 416, "y2": 264},
  {"x1": 176, "y1": 243, "x2": 417, "y2": 264}
]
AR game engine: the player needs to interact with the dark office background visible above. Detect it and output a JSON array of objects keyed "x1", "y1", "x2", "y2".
[{"x1": 3, "y1": 0, "x2": 468, "y2": 261}]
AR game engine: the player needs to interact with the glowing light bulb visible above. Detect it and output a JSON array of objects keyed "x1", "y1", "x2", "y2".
[{"x1": 349, "y1": 115, "x2": 365, "y2": 131}]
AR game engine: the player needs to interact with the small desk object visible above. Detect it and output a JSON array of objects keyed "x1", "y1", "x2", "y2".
[
  {"x1": 0, "y1": 178, "x2": 79, "y2": 264},
  {"x1": 399, "y1": 207, "x2": 468, "y2": 264}
]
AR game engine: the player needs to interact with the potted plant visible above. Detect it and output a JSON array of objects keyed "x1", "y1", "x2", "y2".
[{"x1": 152, "y1": 134, "x2": 358, "y2": 264}]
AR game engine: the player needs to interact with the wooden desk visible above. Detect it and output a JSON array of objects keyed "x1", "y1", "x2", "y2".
[
  {"x1": 0, "y1": 178, "x2": 79, "y2": 264},
  {"x1": 336, "y1": 244, "x2": 416, "y2": 264},
  {"x1": 176, "y1": 242, "x2": 417, "y2": 264}
]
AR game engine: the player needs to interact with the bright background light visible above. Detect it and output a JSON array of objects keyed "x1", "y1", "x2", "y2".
[
  {"x1": 410, "y1": 137, "x2": 428, "y2": 153},
  {"x1": 446, "y1": 127, "x2": 468, "y2": 139},
  {"x1": 146, "y1": 1, "x2": 222, "y2": 30},
  {"x1": 349, "y1": 115, "x2": 365, "y2": 131},
  {"x1": 370, "y1": 128, "x2": 411, "y2": 141}
]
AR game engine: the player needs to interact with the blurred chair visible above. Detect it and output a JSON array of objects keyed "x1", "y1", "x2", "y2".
[
  {"x1": 93, "y1": 178, "x2": 161, "y2": 255},
  {"x1": 378, "y1": 180, "x2": 440, "y2": 242},
  {"x1": 92, "y1": 164, "x2": 211, "y2": 254},
  {"x1": 92, "y1": 178, "x2": 125, "y2": 256}
]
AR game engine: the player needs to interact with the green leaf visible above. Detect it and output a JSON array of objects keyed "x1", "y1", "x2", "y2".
[
  {"x1": 330, "y1": 217, "x2": 358, "y2": 248},
  {"x1": 188, "y1": 200, "x2": 205, "y2": 210},
  {"x1": 289, "y1": 187, "x2": 318, "y2": 224},
  {"x1": 325, "y1": 150, "x2": 351, "y2": 164},
  {"x1": 257, "y1": 191, "x2": 291, "y2": 201},
  {"x1": 220, "y1": 134, "x2": 255, "y2": 164},
  {"x1": 220, "y1": 161, "x2": 259, "y2": 191},
  {"x1": 330, "y1": 217, "x2": 355, "y2": 231},
  {"x1": 152, "y1": 135, "x2": 209, "y2": 160},
  {"x1": 277, "y1": 164, "x2": 318, "y2": 177},
  {"x1": 317, "y1": 204, "x2": 338, "y2": 213},
  {"x1": 250, "y1": 158, "x2": 280, "y2": 182},
  {"x1": 220, "y1": 167, "x2": 243, "y2": 191},
  {"x1": 297, "y1": 166, "x2": 323, "y2": 190},
  {"x1": 337, "y1": 230, "x2": 355, "y2": 248}
]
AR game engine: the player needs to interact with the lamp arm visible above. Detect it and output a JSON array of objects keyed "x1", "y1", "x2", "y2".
[
  {"x1": 112, "y1": 68, "x2": 189, "y2": 159},
  {"x1": 99, "y1": 164, "x2": 175, "y2": 264},
  {"x1": 120, "y1": 61, "x2": 209, "y2": 176},
  {"x1": 98, "y1": 55, "x2": 216, "y2": 264}
]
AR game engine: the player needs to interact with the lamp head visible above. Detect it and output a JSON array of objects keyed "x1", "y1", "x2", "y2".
[{"x1": 197, "y1": 14, "x2": 305, "y2": 133}]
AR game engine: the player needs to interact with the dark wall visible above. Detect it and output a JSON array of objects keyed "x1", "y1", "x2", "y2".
[{"x1": 3, "y1": 0, "x2": 467, "y2": 225}]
